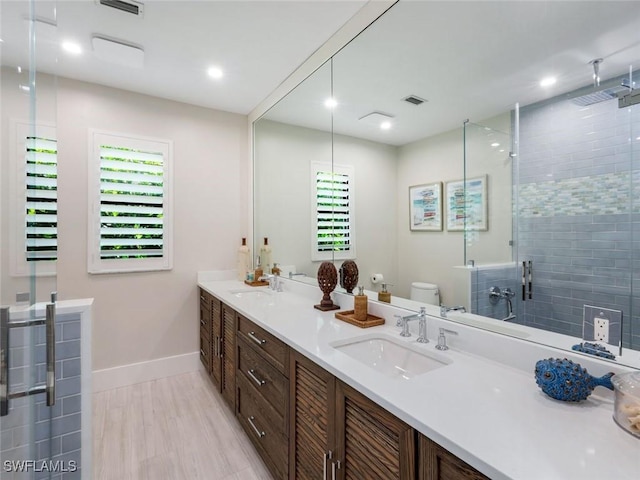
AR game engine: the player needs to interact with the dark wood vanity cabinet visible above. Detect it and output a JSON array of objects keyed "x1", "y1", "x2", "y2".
[
  {"x1": 197, "y1": 291, "x2": 491, "y2": 480},
  {"x1": 236, "y1": 313, "x2": 290, "y2": 479},
  {"x1": 420, "y1": 435, "x2": 489, "y2": 480},
  {"x1": 289, "y1": 349, "x2": 416, "y2": 480}
]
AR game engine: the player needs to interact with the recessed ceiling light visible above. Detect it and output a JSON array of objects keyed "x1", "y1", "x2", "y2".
[
  {"x1": 62, "y1": 41, "x2": 82, "y2": 55},
  {"x1": 540, "y1": 76, "x2": 557, "y2": 87},
  {"x1": 324, "y1": 97, "x2": 337, "y2": 109},
  {"x1": 499, "y1": 149, "x2": 505, "y2": 153},
  {"x1": 207, "y1": 66, "x2": 223, "y2": 79},
  {"x1": 380, "y1": 121, "x2": 392, "y2": 130},
  {"x1": 491, "y1": 142, "x2": 500, "y2": 147},
  {"x1": 19, "y1": 84, "x2": 31, "y2": 93}
]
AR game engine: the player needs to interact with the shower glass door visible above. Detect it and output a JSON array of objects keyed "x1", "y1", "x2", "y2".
[{"x1": 1, "y1": 0, "x2": 58, "y2": 477}]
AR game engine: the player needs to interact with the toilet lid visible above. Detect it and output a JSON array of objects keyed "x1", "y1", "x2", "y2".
[{"x1": 412, "y1": 282, "x2": 438, "y2": 291}]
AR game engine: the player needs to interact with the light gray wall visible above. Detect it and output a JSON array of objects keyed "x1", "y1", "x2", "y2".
[
  {"x1": 254, "y1": 119, "x2": 398, "y2": 288},
  {"x1": 396, "y1": 112, "x2": 512, "y2": 304},
  {"x1": 1, "y1": 69, "x2": 248, "y2": 371}
]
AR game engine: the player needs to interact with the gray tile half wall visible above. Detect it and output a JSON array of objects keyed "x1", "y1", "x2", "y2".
[{"x1": 1, "y1": 312, "x2": 82, "y2": 480}]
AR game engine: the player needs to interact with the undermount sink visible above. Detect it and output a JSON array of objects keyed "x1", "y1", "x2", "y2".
[
  {"x1": 229, "y1": 288, "x2": 272, "y2": 299},
  {"x1": 331, "y1": 334, "x2": 451, "y2": 380}
]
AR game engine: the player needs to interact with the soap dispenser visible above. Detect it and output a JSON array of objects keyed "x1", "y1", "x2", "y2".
[
  {"x1": 378, "y1": 283, "x2": 393, "y2": 303},
  {"x1": 354, "y1": 286, "x2": 368, "y2": 321},
  {"x1": 254, "y1": 256, "x2": 263, "y2": 282}
]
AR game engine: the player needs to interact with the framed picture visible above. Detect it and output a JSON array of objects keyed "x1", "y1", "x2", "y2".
[
  {"x1": 445, "y1": 175, "x2": 488, "y2": 231},
  {"x1": 409, "y1": 182, "x2": 442, "y2": 231}
]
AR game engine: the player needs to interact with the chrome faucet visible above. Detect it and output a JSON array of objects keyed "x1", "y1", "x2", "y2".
[
  {"x1": 259, "y1": 274, "x2": 282, "y2": 292},
  {"x1": 439, "y1": 305, "x2": 466, "y2": 318},
  {"x1": 399, "y1": 307, "x2": 429, "y2": 343}
]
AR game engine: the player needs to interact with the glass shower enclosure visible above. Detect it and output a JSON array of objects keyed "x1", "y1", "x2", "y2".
[{"x1": 466, "y1": 68, "x2": 639, "y2": 355}]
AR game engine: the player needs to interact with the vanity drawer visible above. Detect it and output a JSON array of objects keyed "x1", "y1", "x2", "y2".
[
  {"x1": 237, "y1": 337, "x2": 288, "y2": 419},
  {"x1": 237, "y1": 314, "x2": 288, "y2": 375},
  {"x1": 237, "y1": 375, "x2": 288, "y2": 479}
]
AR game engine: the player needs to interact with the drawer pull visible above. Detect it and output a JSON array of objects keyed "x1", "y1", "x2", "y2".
[
  {"x1": 218, "y1": 337, "x2": 223, "y2": 358},
  {"x1": 247, "y1": 369, "x2": 266, "y2": 387},
  {"x1": 248, "y1": 331, "x2": 266, "y2": 346},
  {"x1": 200, "y1": 349, "x2": 206, "y2": 357},
  {"x1": 200, "y1": 295, "x2": 205, "y2": 301},
  {"x1": 200, "y1": 319, "x2": 205, "y2": 326},
  {"x1": 247, "y1": 416, "x2": 265, "y2": 438}
]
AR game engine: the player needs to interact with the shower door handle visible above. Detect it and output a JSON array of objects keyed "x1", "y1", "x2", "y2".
[{"x1": 0, "y1": 303, "x2": 56, "y2": 417}]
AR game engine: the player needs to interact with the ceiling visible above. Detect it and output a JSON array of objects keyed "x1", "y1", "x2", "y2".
[
  {"x1": 0, "y1": 0, "x2": 368, "y2": 115},
  {"x1": 262, "y1": 1, "x2": 640, "y2": 146}
]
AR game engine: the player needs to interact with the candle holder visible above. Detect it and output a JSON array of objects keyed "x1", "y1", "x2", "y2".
[{"x1": 314, "y1": 261, "x2": 340, "y2": 311}]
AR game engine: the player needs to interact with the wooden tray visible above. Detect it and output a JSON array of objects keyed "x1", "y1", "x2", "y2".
[
  {"x1": 335, "y1": 310, "x2": 385, "y2": 328},
  {"x1": 244, "y1": 279, "x2": 269, "y2": 287}
]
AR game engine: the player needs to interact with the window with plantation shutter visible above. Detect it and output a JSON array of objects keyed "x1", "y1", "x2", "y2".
[
  {"x1": 88, "y1": 130, "x2": 172, "y2": 273},
  {"x1": 311, "y1": 163, "x2": 355, "y2": 261},
  {"x1": 10, "y1": 121, "x2": 57, "y2": 277},
  {"x1": 26, "y1": 136, "x2": 58, "y2": 263}
]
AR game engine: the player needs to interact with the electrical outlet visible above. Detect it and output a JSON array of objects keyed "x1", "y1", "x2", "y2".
[{"x1": 594, "y1": 317, "x2": 609, "y2": 343}]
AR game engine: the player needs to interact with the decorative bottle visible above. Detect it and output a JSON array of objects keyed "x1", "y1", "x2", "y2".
[
  {"x1": 260, "y1": 237, "x2": 273, "y2": 273},
  {"x1": 237, "y1": 238, "x2": 250, "y2": 281},
  {"x1": 354, "y1": 286, "x2": 368, "y2": 321}
]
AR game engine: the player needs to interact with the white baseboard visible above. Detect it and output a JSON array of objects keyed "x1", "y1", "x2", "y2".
[{"x1": 92, "y1": 351, "x2": 200, "y2": 392}]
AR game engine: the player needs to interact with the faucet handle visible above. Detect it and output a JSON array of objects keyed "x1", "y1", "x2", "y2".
[
  {"x1": 435, "y1": 327, "x2": 458, "y2": 351},
  {"x1": 393, "y1": 314, "x2": 404, "y2": 327}
]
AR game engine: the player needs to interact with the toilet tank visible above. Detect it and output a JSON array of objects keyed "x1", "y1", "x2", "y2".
[{"x1": 410, "y1": 282, "x2": 440, "y2": 305}]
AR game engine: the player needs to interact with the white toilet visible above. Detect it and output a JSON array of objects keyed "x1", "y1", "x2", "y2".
[{"x1": 410, "y1": 282, "x2": 440, "y2": 305}]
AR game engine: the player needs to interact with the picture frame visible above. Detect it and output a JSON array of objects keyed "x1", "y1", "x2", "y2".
[
  {"x1": 409, "y1": 182, "x2": 442, "y2": 231},
  {"x1": 445, "y1": 175, "x2": 488, "y2": 231}
]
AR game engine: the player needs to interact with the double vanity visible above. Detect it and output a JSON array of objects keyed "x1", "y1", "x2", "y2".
[{"x1": 198, "y1": 275, "x2": 638, "y2": 480}]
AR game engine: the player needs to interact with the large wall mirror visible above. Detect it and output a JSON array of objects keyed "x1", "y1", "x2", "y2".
[{"x1": 254, "y1": 1, "x2": 640, "y2": 368}]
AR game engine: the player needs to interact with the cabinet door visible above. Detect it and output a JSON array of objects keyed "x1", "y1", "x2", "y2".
[
  {"x1": 210, "y1": 297, "x2": 222, "y2": 388},
  {"x1": 335, "y1": 381, "x2": 415, "y2": 480},
  {"x1": 199, "y1": 290, "x2": 211, "y2": 371},
  {"x1": 221, "y1": 303, "x2": 236, "y2": 410},
  {"x1": 289, "y1": 350, "x2": 336, "y2": 480},
  {"x1": 419, "y1": 435, "x2": 489, "y2": 480}
]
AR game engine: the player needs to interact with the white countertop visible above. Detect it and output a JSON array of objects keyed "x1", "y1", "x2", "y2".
[{"x1": 198, "y1": 278, "x2": 639, "y2": 480}]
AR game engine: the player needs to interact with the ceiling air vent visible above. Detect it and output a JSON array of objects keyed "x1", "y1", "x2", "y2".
[
  {"x1": 403, "y1": 95, "x2": 427, "y2": 106},
  {"x1": 98, "y1": 0, "x2": 144, "y2": 16}
]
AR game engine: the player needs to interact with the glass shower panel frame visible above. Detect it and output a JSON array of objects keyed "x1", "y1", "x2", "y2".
[
  {"x1": 463, "y1": 117, "x2": 516, "y2": 319},
  {"x1": 1, "y1": 0, "x2": 58, "y2": 477}
]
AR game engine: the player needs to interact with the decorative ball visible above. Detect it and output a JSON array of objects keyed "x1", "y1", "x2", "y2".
[
  {"x1": 339, "y1": 260, "x2": 359, "y2": 294},
  {"x1": 317, "y1": 261, "x2": 338, "y2": 294}
]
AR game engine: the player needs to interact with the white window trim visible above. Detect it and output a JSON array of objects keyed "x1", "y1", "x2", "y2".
[
  {"x1": 87, "y1": 129, "x2": 173, "y2": 274},
  {"x1": 310, "y1": 162, "x2": 356, "y2": 262},
  {"x1": 9, "y1": 119, "x2": 57, "y2": 277}
]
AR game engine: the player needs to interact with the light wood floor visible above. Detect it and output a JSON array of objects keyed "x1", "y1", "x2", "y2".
[{"x1": 92, "y1": 370, "x2": 273, "y2": 480}]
